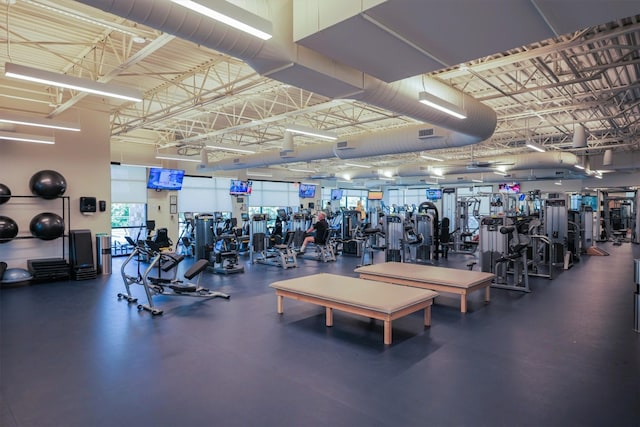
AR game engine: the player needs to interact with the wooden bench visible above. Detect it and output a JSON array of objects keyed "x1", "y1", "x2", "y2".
[
  {"x1": 355, "y1": 262, "x2": 495, "y2": 313},
  {"x1": 269, "y1": 273, "x2": 438, "y2": 345}
]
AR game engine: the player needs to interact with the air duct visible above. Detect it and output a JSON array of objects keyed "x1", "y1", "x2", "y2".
[
  {"x1": 77, "y1": 0, "x2": 497, "y2": 157},
  {"x1": 344, "y1": 151, "x2": 580, "y2": 180},
  {"x1": 572, "y1": 124, "x2": 587, "y2": 148},
  {"x1": 200, "y1": 124, "x2": 456, "y2": 171}
]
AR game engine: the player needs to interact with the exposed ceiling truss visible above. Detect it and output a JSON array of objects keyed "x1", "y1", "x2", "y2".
[{"x1": 1, "y1": 0, "x2": 639, "y2": 184}]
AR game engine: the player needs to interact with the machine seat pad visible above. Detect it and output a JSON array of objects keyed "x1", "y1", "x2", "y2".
[
  {"x1": 184, "y1": 259, "x2": 210, "y2": 280},
  {"x1": 160, "y1": 253, "x2": 185, "y2": 271}
]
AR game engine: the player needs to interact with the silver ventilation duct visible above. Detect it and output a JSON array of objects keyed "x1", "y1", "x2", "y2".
[
  {"x1": 78, "y1": 0, "x2": 497, "y2": 168},
  {"x1": 343, "y1": 151, "x2": 580, "y2": 180}
]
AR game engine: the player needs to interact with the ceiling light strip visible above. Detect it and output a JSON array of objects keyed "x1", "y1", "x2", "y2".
[
  {"x1": 525, "y1": 142, "x2": 546, "y2": 152},
  {"x1": 155, "y1": 155, "x2": 201, "y2": 163},
  {"x1": 418, "y1": 91, "x2": 467, "y2": 119},
  {"x1": 0, "y1": 112, "x2": 80, "y2": 132},
  {"x1": 205, "y1": 144, "x2": 255, "y2": 154},
  {"x1": 5, "y1": 62, "x2": 143, "y2": 102},
  {"x1": 170, "y1": 0, "x2": 272, "y2": 40},
  {"x1": 284, "y1": 124, "x2": 338, "y2": 141},
  {"x1": 0, "y1": 130, "x2": 55, "y2": 144},
  {"x1": 420, "y1": 154, "x2": 444, "y2": 162},
  {"x1": 344, "y1": 162, "x2": 371, "y2": 169}
]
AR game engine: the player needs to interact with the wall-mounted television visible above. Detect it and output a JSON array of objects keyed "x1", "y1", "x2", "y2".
[
  {"x1": 330, "y1": 189, "x2": 343, "y2": 200},
  {"x1": 147, "y1": 168, "x2": 185, "y2": 190},
  {"x1": 426, "y1": 188, "x2": 442, "y2": 200},
  {"x1": 367, "y1": 190, "x2": 383, "y2": 200},
  {"x1": 498, "y1": 182, "x2": 520, "y2": 194},
  {"x1": 230, "y1": 179, "x2": 252, "y2": 195},
  {"x1": 299, "y1": 184, "x2": 316, "y2": 199}
]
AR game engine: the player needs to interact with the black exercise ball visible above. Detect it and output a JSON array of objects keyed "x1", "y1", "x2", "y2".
[
  {"x1": 0, "y1": 216, "x2": 19, "y2": 243},
  {"x1": 29, "y1": 170, "x2": 67, "y2": 199},
  {"x1": 0, "y1": 183, "x2": 10, "y2": 205},
  {"x1": 29, "y1": 212, "x2": 64, "y2": 240}
]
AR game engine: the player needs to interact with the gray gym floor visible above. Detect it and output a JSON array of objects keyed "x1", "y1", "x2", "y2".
[{"x1": 1, "y1": 242, "x2": 639, "y2": 427}]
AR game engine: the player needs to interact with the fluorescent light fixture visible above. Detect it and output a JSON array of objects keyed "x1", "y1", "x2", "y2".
[
  {"x1": 290, "y1": 168, "x2": 315, "y2": 173},
  {"x1": 170, "y1": 0, "x2": 272, "y2": 40},
  {"x1": 344, "y1": 162, "x2": 371, "y2": 169},
  {"x1": 595, "y1": 173, "x2": 602, "y2": 179},
  {"x1": 156, "y1": 155, "x2": 201, "y2": 163},
  {"x1": 379, "y1": 177, "x2": 395, "y2": 181},
  {"x1": 205, "y1": 144, "x2": 255, "y2": 154},
  {"x1": 0, "y1": 112, "x2": 80, "y2": 131},
  {"x1": 525, "y1": 141, "x2": 546, "y2": 152},
  {"x1": 472, "y1": 179, "x2": 483, "y2": 183},
  {"x1": 121, "y1": 163, "x2": 162, "y2": 169},
  {"x1": 554, "y1": 180, "x2": 562, "y2": 185},
  {"x1": 418, "y1": 91, "x2": 467, "y2": 119},
  {"x1": 420, "y1": 154, "x2": 444, "y2": 162},
  {"x1": 284, "y1": 124, "x2": 337, "y2": 141},
  {"x1": 5, "y1": 62, "x2": 143, "y2": 102},
  {"x1": 574, "y1": 164, "x2": 585, "y2": 170},
  {"x1": 0, "y1": 130, "x2": 55, "y2": 144},
  {"x1": 246, "y1": 171, "x2": 272, "y2": 177},
  {"x1": 493, "y1": 171, "x2": 506, "y2": 176}
]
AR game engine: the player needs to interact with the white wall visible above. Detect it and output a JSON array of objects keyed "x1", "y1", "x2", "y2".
[{"x1": 0, "y1": 108, "x2": 111, "y2": 269}]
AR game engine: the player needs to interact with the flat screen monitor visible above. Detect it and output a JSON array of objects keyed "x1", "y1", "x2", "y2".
[
  {"x1": 330, "y1": 189, "x2": 343, "y2": 200},
  {"x1": 498, "y1": 182, "x2": 520, "y2": 194},
  {"x1": 230, "y1": 179, "x2": 252, "y2": 195},
  {"x1": 367, "y1": 191, "x2": 383, "y2": 200},
  {"x1": 426, "y1": 188, "x2": 442, "y2": 200},
  {"x1": 299, "y1": 184, "x2": 316, "y2": 199},
  {"x1": 147, "y1": 168, "x2": 185, "y2": 190}
]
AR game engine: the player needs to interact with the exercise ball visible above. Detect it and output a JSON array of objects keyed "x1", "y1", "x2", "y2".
[
  {"x1": 0, "y1": 183, "x2": 10, "y2": 204},
  {"x1": 29, "y1": 170, "x2": 67, "y2": 199},
  {"x1": 0, "y1": 216, "x2": 19, "y2": 243},
  {"x1": 29, "y1": 212, "x2": 64, "y2": 240},
  {"x1": 1, "y1": 268, "x2": 33, "y2": 285}
]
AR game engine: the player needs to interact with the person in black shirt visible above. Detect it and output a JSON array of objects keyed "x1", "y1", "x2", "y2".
[{"x1": 299, "y1": 212, "x2": 329, "y2": 254}]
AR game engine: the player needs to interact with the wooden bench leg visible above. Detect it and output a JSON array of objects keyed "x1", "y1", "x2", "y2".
[
  {"x1": 460, "y1": 294, "x2": 467, "y2": 313},
  {"x1": 485, "y1": 285, "x2": 491, "y2": 302},
  {"x1": 424, "y1": 305, "x2": 431, "y2": 327},
  {"x1": 277, "y1": 294, "x2": 283, "y2": 314},
  {"x1": 384, "y1": 320, "x2": 392, "y2": 345},
  {"x1": 325, "y1": 307, "x2": 333, "y2": 327}
]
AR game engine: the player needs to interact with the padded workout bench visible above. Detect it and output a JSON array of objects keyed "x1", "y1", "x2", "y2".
[
  {"x1": 269, "y1": 273, "x2": 438, "y2": 345},
  {"x1": 355, "y1": 262, "x2": 495, "y2": 313}
]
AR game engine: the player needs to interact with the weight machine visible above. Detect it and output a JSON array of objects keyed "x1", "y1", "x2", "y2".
[
  {"x1": 118, "y1": 239, "x2": 229, "y2": 315},
  {"x1": 526, "y1": 198, "x2": 568, "y2": 279},
  {"x1": 451, "y1": 196, "x2": 481, "y2": 254},
  {"x1": 478, "y1": 217, "x2": 530, "y2": 292},
  {"x1": 384, "y1": 214, "x2": 404, "y2": 262},
  {"x1": 249, "y1": 214, "x2": 297, "y2": 269},
  {"x1": 211, "y1": 218, "x2": 244, "y2": 274}
]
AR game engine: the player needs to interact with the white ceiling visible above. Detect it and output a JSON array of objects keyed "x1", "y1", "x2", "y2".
[{"x1": 1, "y1": 0, "x2": 639, "y2": 187}]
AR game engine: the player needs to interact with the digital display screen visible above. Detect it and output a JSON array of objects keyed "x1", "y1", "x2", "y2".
[
  {"x1": 147, "y1": 168, "x2": 185, "y2": 190},
  {"x1": 230, "y1": 179, "x2": 252, "y2": 195},
  {"x1": 426, "y1": 188, "x2": 442, "y2": 200},
  {"x1": 330, "y1": 189, "x2": 343, "y2": 200},
  {"x1": 498, "y1": 182, "x2": 520, "y2": 194},
  {"x1": 299, "y1": 184, "x2": 316, "y2": 199},
  {"x1": 367, "y1": 191, "x2": 383, "y2": 200}
]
